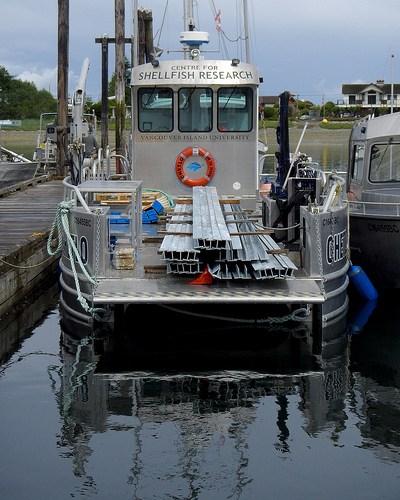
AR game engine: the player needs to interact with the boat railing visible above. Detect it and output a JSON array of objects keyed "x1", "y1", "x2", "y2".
[
  {"x1": 348, "y1": 199, "x2": 400, "y2": 217},
  {"x1": 63, "y1": 176, "x2": 91, "y2": 213}
]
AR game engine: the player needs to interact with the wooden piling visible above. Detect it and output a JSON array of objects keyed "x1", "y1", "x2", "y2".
[
  {"x1": 101, "y1": 36, "x2": 109, "y2": 151},
  {"x1": 143, "y1": 10, "x2": 154, "y2": 63},
  {"x1": 115, "y1": 0, "x2": 125, "y2": 174},
  {"x1": 57, "y1": 0, "x2": 69, "y2": 178}
]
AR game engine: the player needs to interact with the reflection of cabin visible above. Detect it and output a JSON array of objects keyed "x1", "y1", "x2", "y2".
[{"x1": 338, "y1": 81, "x2": 400, "y2": 113}]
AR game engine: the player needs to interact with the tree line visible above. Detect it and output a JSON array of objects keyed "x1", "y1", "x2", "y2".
[{"x1": 0, "y1": 66, "x2": 57, "y2": 119}]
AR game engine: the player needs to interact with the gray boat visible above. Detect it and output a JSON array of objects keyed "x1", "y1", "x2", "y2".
[
  {"x1": 0, "y1": 146, "x2": 38, "y2": 189},
  {"x1": 50, "y1": 1, "x2": 349, "y2": 336},
  {"x1": 347, "y1": 112, "x2": 400, "y2": 287}
]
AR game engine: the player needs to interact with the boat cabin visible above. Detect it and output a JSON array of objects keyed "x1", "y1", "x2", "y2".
[
  {"x1": 347, "y1": 112, "x2": 400, "y2": 202},
  {"x1": 131, "y1": 60, "x2": 260, "y2": 205}
]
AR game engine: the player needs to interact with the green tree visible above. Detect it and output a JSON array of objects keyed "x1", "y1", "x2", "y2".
[
  {"x1": 323, "y1": 101, "x2": 339, "y2": 118},
  {"x1": 297, "y1": 100, "x2": 314, "y2": 114},
  {"x1": 0, "y1": 65, "x2": 56, "y2": 119},
  {"x1": 108, "y1": 57, "x2": 132, "y2": 105},
  {"x1": 264, "y1": 106, "x2": 278, "y2": 120},
  {"x1": 0, "y1": 66, "x2": 13, "y2": 117}
]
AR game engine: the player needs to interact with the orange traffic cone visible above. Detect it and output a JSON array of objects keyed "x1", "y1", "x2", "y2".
[{"x1": 189, "y1": 265, "x2": 213, "y2": 285}]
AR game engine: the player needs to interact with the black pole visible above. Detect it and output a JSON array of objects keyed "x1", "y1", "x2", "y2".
[{"x1": 275, "y1": 91, "x2": 291, "y2": 192}]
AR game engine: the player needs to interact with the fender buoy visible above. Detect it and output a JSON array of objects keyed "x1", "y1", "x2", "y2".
[{"x1": 175, "y1": 146, "x2": 216, "y2": 187}]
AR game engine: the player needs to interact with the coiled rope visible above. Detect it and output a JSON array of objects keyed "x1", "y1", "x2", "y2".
[{"x1": 47, "y1": 200, "x2": 103, "y2": 319}]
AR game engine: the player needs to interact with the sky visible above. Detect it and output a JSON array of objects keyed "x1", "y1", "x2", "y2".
[{"x1": 1, "y1": 0, "x2": 400, "y2": 104}]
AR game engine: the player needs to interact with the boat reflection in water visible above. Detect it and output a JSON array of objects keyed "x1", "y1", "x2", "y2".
[{"x1": 57, "y1": 310, "x2": 352, "y2": 496}]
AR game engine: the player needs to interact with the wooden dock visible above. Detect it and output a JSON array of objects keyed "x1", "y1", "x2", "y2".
[{"x1": 0, "y1": 178, "x2": 64, "y2": 317}]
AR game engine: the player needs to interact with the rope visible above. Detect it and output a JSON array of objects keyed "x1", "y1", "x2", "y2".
[
  {"x1": 143, "y1": 188, "x2": 175, "y2": 207},
  {"x1": 47, "y1": 200, "x2": 104, "y2": 319},
  {"x1": 255, "y1": 222, "x2": 301, "y2": 231},
  {"x1": 154, "y1": 0, "x2": 169, "y2": 47},
  {"x1": 0, "y1": 254, "x2": 54, "y2": 270},
  {"x1": 158, "y1": 304, "x2": 311, "y2": 324}
]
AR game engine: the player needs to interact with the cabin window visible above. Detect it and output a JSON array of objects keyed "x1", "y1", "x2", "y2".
[
  {"x1": 351, "y1": 144, "x2": 365, "y2": 182},
  {"x1": 178, "y1": 88, "x2": 213, "y2": 132},
  {"x1": 369, "y1": 141, "x2": 400, "y2": 182},
  {"x1": 138, "y1": 87, "x2": 173, "y2": 132},
  {"x1": 217, "y1": 87, "x2": 253, "y2": 132}
]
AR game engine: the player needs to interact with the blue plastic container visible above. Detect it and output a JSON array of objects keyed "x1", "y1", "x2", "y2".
[
  {"x1": 142, "y1": 208, "x2": 158, "y2": 224},
  {"x1": 348, "y1": 264, "x2": 378, "y2": 301},
  {"x1": 152, "y1": 199, "x2": 164, "y2": 215}
]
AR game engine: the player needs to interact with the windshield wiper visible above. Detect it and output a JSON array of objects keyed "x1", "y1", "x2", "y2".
[
  {"x1": 375, "y1": 137, "x2": 393, "y2": 170},
  {"x1": 143, "y1": 87, "x2": 157, "y2": 108},
  {"x1": 222, "y1": 87, "x2": 238, "y2": 110}
]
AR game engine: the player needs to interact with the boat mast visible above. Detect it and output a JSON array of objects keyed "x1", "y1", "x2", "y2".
[
  {"x1": 243, "y1": 0, "x2": 251, "y2": 63},
  {"x1": 183, "y1": 0, "x2": 195, "y2": 30},
  {"x1": 183, "y1": 0, "x2": 195, "y2": 59}
]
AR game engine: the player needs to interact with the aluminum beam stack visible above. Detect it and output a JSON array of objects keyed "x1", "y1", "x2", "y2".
[
  {"x1": 160, "y1": 186, "x2": 297, "y2": 279},
  {"x1": 192, "y1": 186, "x2": 232, "y2": 249},
  {"x1": 159, "y1": 204, "x2": 199, "y2": 263}
]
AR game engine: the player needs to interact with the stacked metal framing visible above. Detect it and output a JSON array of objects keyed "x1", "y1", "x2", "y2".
[{"x1": 159, "y1": 186, "x2": 297, "y2": 279}]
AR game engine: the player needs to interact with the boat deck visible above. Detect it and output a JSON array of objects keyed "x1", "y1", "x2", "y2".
[
  {"x1": 93, "y1": 274, "x2": 324, "y2": 305},
  {"x1": 93, "y1": 222, "x2": 324, "y2": 305}
]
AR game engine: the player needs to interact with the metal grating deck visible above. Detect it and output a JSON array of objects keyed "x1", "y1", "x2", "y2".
[{"x1": 93, "y1": 276, "x2": 324, "y2": 305}]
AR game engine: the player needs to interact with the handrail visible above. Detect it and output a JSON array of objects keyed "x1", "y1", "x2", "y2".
[
  {"x1": 62, "y1": 176, "x2": 91, "y2": 213},
  {"x1": 347, "y1": 199, "x2": 400, "y2": 206},
  {"x1": 347, "y1": 199, "x2": 400, "y2": 217}
]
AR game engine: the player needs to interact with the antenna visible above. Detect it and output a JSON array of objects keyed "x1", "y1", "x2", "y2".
[
  {"x1": 181, "y1": 0, "x2": 209, "y2": 60},
  {"x1": 391, "y1": 53, "x2": 395, "y2": 114},
  {"x1": 184, "y1": 0, "x2": 195, "y2": 31},
  {"x1": 243, "y1": 0, "x2": 251, "y2": 63}
]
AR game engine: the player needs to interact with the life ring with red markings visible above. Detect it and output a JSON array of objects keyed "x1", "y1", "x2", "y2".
[{"x1": 175, "y1": 146, "x2": 216, "y2": 187}]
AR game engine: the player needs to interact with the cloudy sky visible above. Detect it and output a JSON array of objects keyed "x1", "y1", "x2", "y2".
[{"x1": 1, "y1": 0, "x2": 399, "y2": 104}]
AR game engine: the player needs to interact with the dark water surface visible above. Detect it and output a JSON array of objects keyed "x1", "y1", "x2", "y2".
[
  {"x1": 2, "y1": 129, "x2": 399, "y2": 498},
  {"x1": 0, "y1": 282, "x2": 399, "y2": 500}
]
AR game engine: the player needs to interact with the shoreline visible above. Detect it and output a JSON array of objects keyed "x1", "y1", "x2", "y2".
[{"x1": 1, "y1": 127, "x2": 351, "y2": 161}]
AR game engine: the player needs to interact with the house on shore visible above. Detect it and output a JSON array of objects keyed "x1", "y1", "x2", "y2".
[{"x1": 338, "y1": 80, "x2": 400, "y2": 114}]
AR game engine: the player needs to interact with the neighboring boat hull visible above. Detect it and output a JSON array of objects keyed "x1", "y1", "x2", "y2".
[
  {"x1": 350, "y1": 214, "x2": 400, "y2": 288},
  {"x1": 0, "y1": 162, "x2": 38, "y2": 188}
]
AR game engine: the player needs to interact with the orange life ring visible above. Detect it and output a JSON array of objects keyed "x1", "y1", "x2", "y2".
[{"x1": 175, "y1": 146, "x2": 216, "y2": 187}]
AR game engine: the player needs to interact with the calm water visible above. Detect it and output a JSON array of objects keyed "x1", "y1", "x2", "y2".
[
  {"x1": 0, "y1": 281, "x2": 399, "y2": 500},
  {"x1": 261, "y1": 126, "x2": 350, "y2": 174},
  {"x1": 2, "y1": 130, "x2": 400, "y2": 499}
]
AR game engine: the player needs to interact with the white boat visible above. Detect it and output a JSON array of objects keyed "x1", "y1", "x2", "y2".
[
  {"x1": 347, "y1": 111, "x2": 400, "y2": 287},
  {"x1": 50, "y1": 1, "x2": 349, "y2": 336}
]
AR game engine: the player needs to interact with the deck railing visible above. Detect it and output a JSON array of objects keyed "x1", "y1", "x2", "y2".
[{"x1": 347, "y1": 199, "x2": 400, "y2": 217}]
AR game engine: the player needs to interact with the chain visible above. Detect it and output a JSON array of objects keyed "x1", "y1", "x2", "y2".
[
  {"x1": 313, "y1": 210, "x2": 326, "y2": 297},
  {"x1": 93, "y1": 208, "x2": 102, "y2": 286},
  {"x1": 158, "y1": 304, "x2": 311, "y2": 324},
  {"x1": 92, "y1": 208, "x2": 107, "y2": 321}
]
